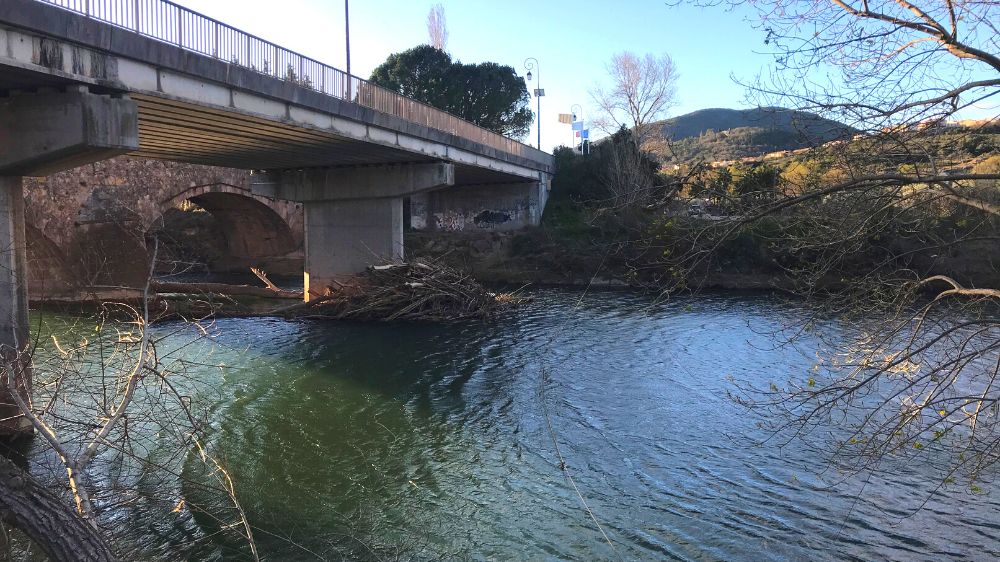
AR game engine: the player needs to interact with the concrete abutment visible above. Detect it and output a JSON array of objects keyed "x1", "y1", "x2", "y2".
[{"x1": 409, "y1": 180, "x2": 549, "y2": 232}]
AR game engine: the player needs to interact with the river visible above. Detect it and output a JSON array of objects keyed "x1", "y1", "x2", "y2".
[{"x1": 21, "y1": 289, "x2": 1000, "y2": 560}]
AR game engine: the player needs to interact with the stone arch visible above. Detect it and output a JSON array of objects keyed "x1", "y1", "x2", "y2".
[
  {"x1": 151, "y1": 184, "x2": 303, "y2": 274},
  {"x1": 24, "y1": 225, "x2": 74, "y2": 298}
]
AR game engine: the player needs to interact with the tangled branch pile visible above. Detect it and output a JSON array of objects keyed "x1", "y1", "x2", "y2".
[{"x1": 281, "y1": 261, "x2": 524, "y2": 322}]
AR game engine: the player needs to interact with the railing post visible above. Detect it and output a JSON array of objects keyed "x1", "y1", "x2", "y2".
[
  {"x1": 177, "y1": 9, "x2": 183, "y2": 47},
  {"x1": 245, "y1": 34, "x2": 250, "y2": 69},
  {"x1": 213, "y1": 22, "x2": 219, "y2": 58},
  {"x1": 84, "y1": 0, "x2": 90, "y2": 17},
  {"x1": 321, "y1": 66, "x2": 325, "y2": 94},
  {"x1": 133, "y1": 0, "x2": 140, "y2": 32}
]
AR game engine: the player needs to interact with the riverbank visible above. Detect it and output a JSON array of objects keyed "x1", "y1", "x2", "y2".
[{"x1": 407, "y1": 197, "x2": 1000, "y2": 294}]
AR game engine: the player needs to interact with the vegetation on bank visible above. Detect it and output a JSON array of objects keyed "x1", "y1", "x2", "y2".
[{"x1": 410, "y1": 122, "x2": 1000, "y2": 293}]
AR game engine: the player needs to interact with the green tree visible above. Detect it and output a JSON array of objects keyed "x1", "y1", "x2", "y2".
[
  {"x1": 457, "y1": 62, "x2": 533, "y2": 138},
  {"x1": 368, "y1": 45, "x2": 458, "y2": 110},
  {"x1": 370, "y1": 46, "x2": 533, "y2": 139}
]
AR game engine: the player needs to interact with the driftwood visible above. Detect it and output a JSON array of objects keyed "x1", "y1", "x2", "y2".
[
  {"x1": 249, "y1": 267, "x2": 303, "y2": 297},
  {"x1": 272, "y1": 260, "x2": 525, "y2": 322},
  {"x1": 151, "y1": 281, "x2": 301, "y2": 299}
]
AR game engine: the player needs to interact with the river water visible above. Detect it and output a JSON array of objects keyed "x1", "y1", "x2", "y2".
[{"x1": 23, "y1": 289, "x2": 1000, "y2": 560}]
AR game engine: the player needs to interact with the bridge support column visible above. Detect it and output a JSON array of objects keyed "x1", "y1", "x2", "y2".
[
  {"x1": 251, "y1": 163, "x2": 454, "y2": 301},
  {"x1": 303, "y1": 198, "x2": 404, "y2": 298},
  {"x1": 0, "y1": 177, "x2": 32, "y2": 438},
  {"x1": 0, "y1": 89, "x2": 138, "y2": 438}
]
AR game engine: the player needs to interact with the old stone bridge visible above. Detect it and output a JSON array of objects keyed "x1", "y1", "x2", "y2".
[
  {"x1": 0, "y1": 0, "x2": 553, "y2": 435},
  {"x1": 22, "y1": 156, "x2": 298, "y2": 294}
]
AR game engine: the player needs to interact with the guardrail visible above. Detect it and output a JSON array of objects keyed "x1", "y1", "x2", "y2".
[{"x1": 36, "y1": 0, "x2": 542, "y2": 160}]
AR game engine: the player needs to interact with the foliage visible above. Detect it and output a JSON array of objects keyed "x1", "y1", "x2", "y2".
[
  {"x1": 369, "y1": 45, "x2": 532, "y2": 139},
  {"x1": 369, "y1": 45, "x2": 456, "y2": 107},
  {"x1": 550, "y1": 127, "x2": 663, "y2": 207}
]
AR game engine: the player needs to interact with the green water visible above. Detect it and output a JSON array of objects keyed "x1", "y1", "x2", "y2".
[{"x1": 20, "y1": 289, "x2": 1000, "y2": 560}]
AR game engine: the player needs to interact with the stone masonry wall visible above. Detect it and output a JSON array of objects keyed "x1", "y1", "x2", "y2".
[{"x1": 21, "y1": 156, "x2": 304, "y2": 295}]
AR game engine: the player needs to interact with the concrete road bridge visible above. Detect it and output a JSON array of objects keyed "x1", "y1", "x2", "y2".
[{"x1": 0, "y1": 0, "x2": 553, "y2": 434}]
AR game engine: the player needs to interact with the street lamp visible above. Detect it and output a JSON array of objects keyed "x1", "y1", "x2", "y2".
[{"x1": 524, "y1": 57, "x2": 543, "y2": 149}]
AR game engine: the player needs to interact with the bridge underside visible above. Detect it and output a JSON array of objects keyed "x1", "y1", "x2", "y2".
[{"x1": 130, "y1": 95, "x2": 525, "y2": 186}]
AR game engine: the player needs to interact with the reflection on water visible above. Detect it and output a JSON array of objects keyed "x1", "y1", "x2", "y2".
[{"x1": 24, "y1": 289, "x2": 1000, "y2": 560}]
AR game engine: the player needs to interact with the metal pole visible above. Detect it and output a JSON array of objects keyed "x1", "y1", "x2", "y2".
[
  {"x1": 536, "y1": 92, "x2": 541, "y2": 149},
  {"x1": 345, "y1": 0, "x2": 351, "y2": 78},
  {"x1": 571, "y1": 103, "x2": 583, "y2": 150},
  {"x1": 524, "y1": 57, "x2": 541, "y2": 149},
  {"x1": 536, "y1": 62, "x2": 541, "y2": 149}
]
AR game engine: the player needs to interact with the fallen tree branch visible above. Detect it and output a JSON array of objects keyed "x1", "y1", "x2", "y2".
[{"x1": 151, "y1": 281, "x2": 302, "y2": 300}]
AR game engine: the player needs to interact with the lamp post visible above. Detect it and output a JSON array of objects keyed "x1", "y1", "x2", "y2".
[
  {"x1": 344, "y1": 0, "x2": 351, "y2": 78},
  {"x1": 570, "y1": 103, "x2": 583, "y2": 149},
  {"x1": 524, "y1": 57, "x2": 543, "y2": 149}
]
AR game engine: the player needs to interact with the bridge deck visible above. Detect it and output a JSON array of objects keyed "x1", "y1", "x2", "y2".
[{"x1": 0, "y1": 0, "x2": 552, "y2": 184}]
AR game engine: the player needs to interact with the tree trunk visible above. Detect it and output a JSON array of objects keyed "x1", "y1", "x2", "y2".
[{"x1": 0, "y1": 455, "x2": 116, "y2": 562}]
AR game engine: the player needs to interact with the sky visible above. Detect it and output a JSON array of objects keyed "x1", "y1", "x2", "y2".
[
  {"x1": 168, "y1": 0, "x2": 994, "y2": 152},
  {"x1": 169, "y1": 0, "x2": 773, "y2": 152}
]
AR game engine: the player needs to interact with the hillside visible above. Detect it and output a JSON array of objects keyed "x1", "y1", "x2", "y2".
[{"x1": 648, "y1": 107, "x2": 857, "y2": 164}]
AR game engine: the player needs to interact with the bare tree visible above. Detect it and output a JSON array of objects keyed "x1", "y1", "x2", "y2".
[
  {"x1": 1, "y1": 454, "x2": 116, "y2": 561},
  {"x1": 1, "y1": 240, "x2": 259, "y2": 560},
  {"x1": 427, "y1": 3, "x2": 448, "y2": 52},
  {"x1": 591, "y1": 51, "x2": 679, "y2": 147},
  {"x1": 662, "y1": 0, "x2": 1000, "y2": 491}
]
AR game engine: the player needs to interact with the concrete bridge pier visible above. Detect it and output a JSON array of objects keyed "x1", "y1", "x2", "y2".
[
  {"x1": 303, "y1": 198, "x2": 404, "y2": 298},
  {"x1": 251, "y1": 163, "x2": 455, "y2": 300},
  {"x1": 0, "y1": 89, "x2": 138, "y2": 438},
  {"x1": 0, "y1": 177, "x2": 31, "y2": 437}
]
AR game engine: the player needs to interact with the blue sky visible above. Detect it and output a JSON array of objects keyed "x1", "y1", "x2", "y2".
[{"x1": 171, "y1": 0, "x2": 772, "y2": 151}]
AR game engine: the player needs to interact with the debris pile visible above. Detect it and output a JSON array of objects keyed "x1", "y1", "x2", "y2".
[{"x1": 277, "y1": 261, "x2": 525, "y2": 322}]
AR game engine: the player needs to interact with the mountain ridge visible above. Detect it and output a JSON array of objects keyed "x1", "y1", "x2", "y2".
[{"x1": 647, "y1": 107, "x2": 858, "y2": 164}]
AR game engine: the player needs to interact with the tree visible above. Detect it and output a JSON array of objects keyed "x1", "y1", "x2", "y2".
[
  {"x1": 0, "y1": 242, "x2": 259, "y2": 559},
  {"x1": 664, "y1": 0, "x2": 1000, "y2": 491},
  {"x1": 1, "y1": 455, "x2": 116, "y2": 561},
  {"x1": 591, "y1": 52, "x2": 679, "y2": 147},
  {"x1": 370, "y1": 46, "x2": 533, "y2": 139},
  {"x1": 368, "y1": 45, "x2": 458, "y2": 110},
  {"x1": 456, "y1": 62, "x2": 533, "y2": 139},
  {"x1": 426, "y1": 4, "x2": 448, "y2": 51}
]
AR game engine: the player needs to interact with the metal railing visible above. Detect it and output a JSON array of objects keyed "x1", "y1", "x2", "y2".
[{"x1": 36, "y1": 0, "x2": 542, "y2": 160}]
